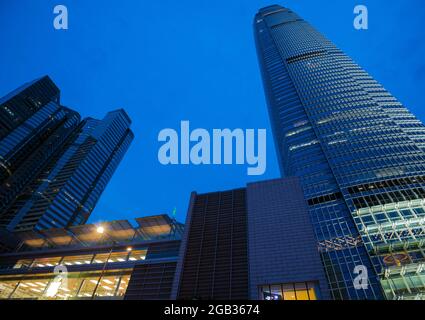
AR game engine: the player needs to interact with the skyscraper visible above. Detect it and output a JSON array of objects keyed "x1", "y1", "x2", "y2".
[
  {"x1": 254, "y1": 5, "x2": 425, "y2": 300},
  {"x1": 0, "y1": 76, "x2": 134, "y2": 233}
]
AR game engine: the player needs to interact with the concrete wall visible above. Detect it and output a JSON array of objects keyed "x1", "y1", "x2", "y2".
[{"x1": 246, "y1": 177, "x2": 330, "y2": 300}]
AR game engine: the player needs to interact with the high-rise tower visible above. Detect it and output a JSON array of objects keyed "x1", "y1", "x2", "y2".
[
  {"x1": 0, "y1": 76, "x2": 134, "y2": 233},
  {"x1": 255, "y1": 5, "x2": 425, "y2": 300}
]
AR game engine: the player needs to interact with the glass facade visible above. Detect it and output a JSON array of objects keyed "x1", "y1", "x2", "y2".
[
  {"x1": 5, "y1": 249, "x2": 147, "y2": 271},
  {"x1": 0, "y1": 270, "x2": 131, "y2": 300},
  {"x1": 0, "y1": 214, "x2": 184, "y2": 300},
  {"x1": 254, "y1": 5, "x2": 425, "y2": 300},
  {"x1": 0, "y1": 76, "x2": 134, "y2": 233},
  {"x1": 259, "y1": 282, "x2": 318, "y2": 301},
  {"x1": 0, "y1": 249, "x2": 147, "y2": 299}
]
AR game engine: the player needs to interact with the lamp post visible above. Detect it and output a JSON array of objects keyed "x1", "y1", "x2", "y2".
[
  {"x1": 90, "y1": 226, "x2": 133, "y2": 299},
  {"x1": 91, "y1": 225, "x2": 115, "y2": 300}
]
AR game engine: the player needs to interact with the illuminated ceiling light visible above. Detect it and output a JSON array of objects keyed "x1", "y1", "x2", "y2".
[
  {"x1": 90, "y1": 280, "x2": 99, "y2": 284},
  {"x1": 75, "y1": 261, "x2": 82, "y2": 265},
  {"x1": 84, "y1": 261, "x2": 91, "y2": 264},
  {"x1": 27, "y1": 283, "x2": 37, "y2": 287},
  {"x1": 126, "y1": 247, "x2": 133, "y2": 252},
  {"x1": 37, "y1": 264, "x2": 45, "y2": 267},
  {"x1": 96, "y1": 226, "x2": 105, "y2": 234},
  {"x1": 31, "y1": 288, "x2": 41, "y2": 293},
  {"x1": 95, "y1": 260, "x2": 103, "y2": 263},
  {"x1": 102, "y1": 286, "x2": 112, "y2": 291},
  {"x1": 19, "y1": 284, "x2": 28, "y2": 288},
  {"x1": 129, "y1": 257, "x2": 136, "y2": 261},
  {"x1": 103, "y1": 279, "x2": 113, "y2": 284},
  {"x1": 35, "y1": 282, "x2": 46, "y2": 286},
  {"x1": 117, "y1": 258, "x2": 125, "y2": 262}
]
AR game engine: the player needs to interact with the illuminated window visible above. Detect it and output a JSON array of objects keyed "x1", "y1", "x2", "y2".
[
  {"x1": 0, "y1": 270, "x2": 132, "y2": 300},
  {"x1": 270, "y1": 285, "x2": 283, "y2": 300},
  {"x1": 94, "y1": 275, "x2": 120, "y2": 297},
  {"x1": 62, "y1": 255, "x2": 94, "y2": 266},
  {"x1": 285, "y1": 126, "x2": 312, "y2": 138},
  {"x1": 282, "y1": 284, "x2": 296, "y2": 300},
  {"x1": 107, "y1": 252, "x2": 130, "y2": 263},
  {"x1": 308, "y1": 283, "x2": 317, "y2": 300},
  {"x1": 31, "y1": 257, "x2": 61, "y2": 268},
  {"x1": 289, "y1": 140, "x2": 319, "y2": 152},
  {"x1": 259, "y1": 282, "x2": 319, "y2": 300},
  {"x1": 11, "y1": 277, "x2": 51, "y2": 299},
  {"x1": 116, "y1": 275, "x2": 130, "y2": 297},
  {"x1": 93, "y1": 253, "x2": 109, "y2": 264},
  {"x1": 13, "y1": 259, "x2": 33, "y2": 269},
  {"x1": 93, "y1": 251, "x2": 134, "y2": 264},
  {"x1": 0, "y1": 280, "x2": 17, "y2": 299},
  {"x1": 77, "y1": 276, "x2": 100, "y2": 298},
  {"x1": 55, "y1": 276, "x2": 83, "y2": 300},
  {"x1": 294, "y1": 283, "x2": 309, "y2": 300},
  {"x1": 128, "y1": 250, "x2": 147, "y2": 261}
]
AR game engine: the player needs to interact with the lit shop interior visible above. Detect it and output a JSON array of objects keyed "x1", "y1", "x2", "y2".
[{"x1": 0, "y1": 215, "x2": 183, "y2": 300}]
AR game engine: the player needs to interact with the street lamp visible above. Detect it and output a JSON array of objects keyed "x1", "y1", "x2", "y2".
[
  {"x1": 91, "y1": 225, "x2": 115, "y2": 299},
  {"x1": 96, "y1": 226, "x2": 105, "y2": 234}
]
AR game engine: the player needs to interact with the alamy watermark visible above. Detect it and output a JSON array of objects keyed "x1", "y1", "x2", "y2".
[
  {"x1": 45, "y1": 265, "x2": 68, "y2": 298},
  {"x1": 353, "y1": 265, "x2": 369, "y2": 290},
  {"x1": 354, "y1": 5, "x2": 368, "y2": 30},
  {"x1": 158, "y1": 121, "x2": 267, "y2": 176},
  {"x1": 53, "y1": 5, "x2": 68, "y2": 30}
]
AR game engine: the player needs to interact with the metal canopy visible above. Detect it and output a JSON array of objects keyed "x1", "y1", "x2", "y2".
[{"x1": 13, "y1": 215, "x2": 179, "y2": 250}]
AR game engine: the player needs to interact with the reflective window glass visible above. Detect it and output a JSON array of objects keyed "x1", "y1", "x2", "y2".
[{"x1": 295, "y1": 282, "x2": 309, "y2": 300}]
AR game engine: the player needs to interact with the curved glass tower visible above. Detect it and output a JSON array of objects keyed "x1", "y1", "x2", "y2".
[{"x1": 255, "y1": 5, "x2": 425, "y2": 300}]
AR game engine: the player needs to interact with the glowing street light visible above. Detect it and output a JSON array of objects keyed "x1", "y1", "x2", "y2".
[{"x1": 96, "y1": 226, "x2": 105, "y2": 234}]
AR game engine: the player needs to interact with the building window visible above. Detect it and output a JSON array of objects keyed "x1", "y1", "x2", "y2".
[
  {"x1": 62, "y1": 254, "x2": 94, "y2": 266},
  {"x1": 128, "y1": 250, "x2": 147, "y2": 261},
  {"x1": 31, "y1": 257, "x2": 62, "y2": 268},
  {"x1": 7, "y1": 249, "x2": 148, "y2": 271},
  {"x1": 13, "y1": 259, "x2": 33, "y2": 269},
  {"x1": 259, "y1": 282, "x2": 319, "y2": 300},
  {"x1": 0, "y1": 270, "x2": 132, "y2": 300}
]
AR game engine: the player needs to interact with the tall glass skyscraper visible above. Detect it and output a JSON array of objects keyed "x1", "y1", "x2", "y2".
[
  {"x1": 254, "y1": 5, "x2": 425, "y2": 300},
  {"x1": 0, "y1": 76, "x2": 134, "y2": 233}
]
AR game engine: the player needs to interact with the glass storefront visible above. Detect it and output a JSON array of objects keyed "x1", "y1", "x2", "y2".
[
  {"x1": 0, "y1": 269, "x2": 131, "y2": 300},
  {"x1": 7, "y1": 249, "x2": 147, "y2": 271},
  {"x1": 259, "y1": 282, "x2": 318, "y2": 300}
]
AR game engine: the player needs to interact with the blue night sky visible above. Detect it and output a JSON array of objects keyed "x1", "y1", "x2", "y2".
[{"x1": 1, "y1": 1, "x2": 425, "y2": 224}]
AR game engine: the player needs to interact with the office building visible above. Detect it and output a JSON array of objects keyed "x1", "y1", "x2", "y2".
[
  {"x1": 0, "y1": 178, "x2": 327, "y2": 300},
  {"x1": 0, "y1": 77, "x2": 134, "y2": 234},
  {"x1": 254, "y1": 5, "x2": 425, "y2": 299},
  {"x1": 172, "y1": 178, "x2": 330, "y2": 300}
]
